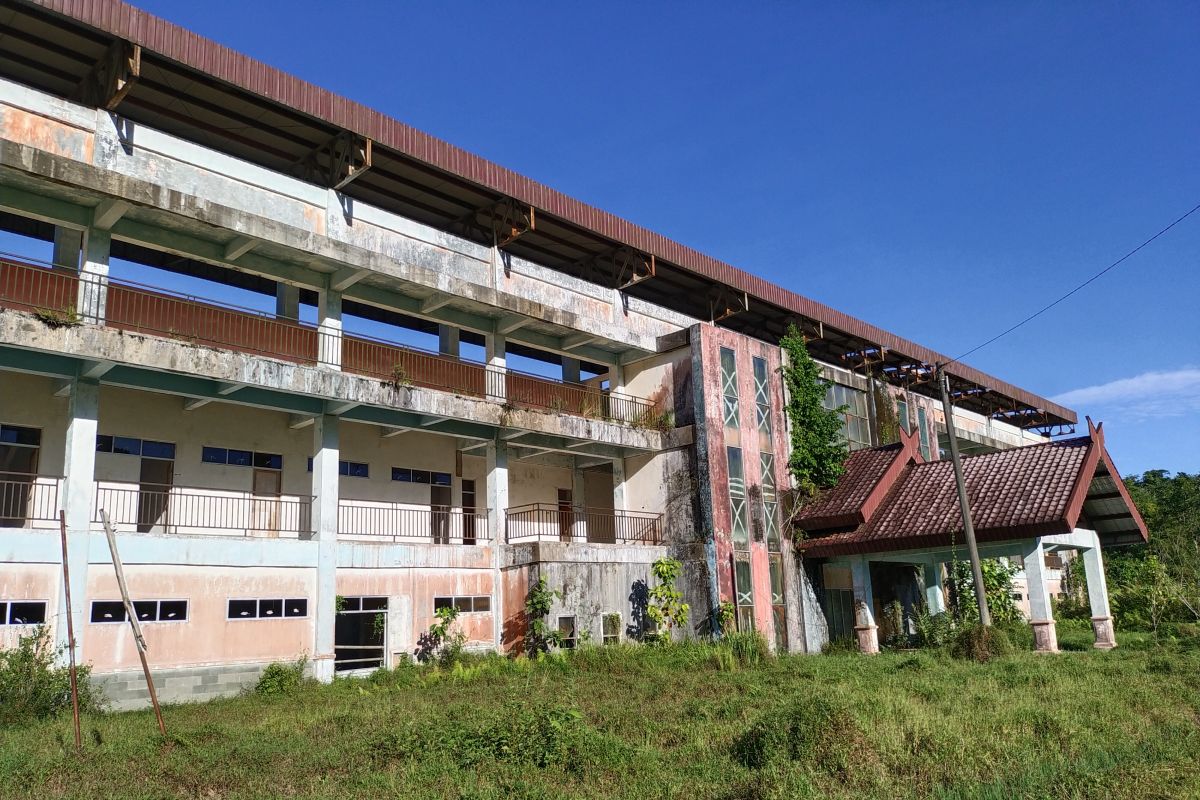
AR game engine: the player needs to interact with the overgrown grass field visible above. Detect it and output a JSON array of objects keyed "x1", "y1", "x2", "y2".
[{"x1": 2, "y1": 627, "x2": 1198, "y2": 800}]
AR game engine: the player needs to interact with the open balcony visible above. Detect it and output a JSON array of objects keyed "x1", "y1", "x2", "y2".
[
  {"x1": 0, "y1": 256, "x2": 663, "y2": 427},
  {"x1": 505, "y1": 503, "x2": 664, "y2": 545},
  {"x1": 0, "y1": 473, "x2": 60, "y2": 529}
]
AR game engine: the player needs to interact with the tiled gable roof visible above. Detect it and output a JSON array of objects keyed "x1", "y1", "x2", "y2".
[{"x1": 792, "y1": 443, "x2": 907, "y2": 532}]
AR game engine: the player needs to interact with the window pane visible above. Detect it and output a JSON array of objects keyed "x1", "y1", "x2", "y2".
[
  {"x1": 285, "y1": 599, "x2": 308, "y2": 617},
  {"x1": 603, "y1": 614, "x2": 619, "y2": 637},
  {"x1": 258, "y1": 599, "x2": 283, "y2": 618},
  {"x1": 141, "y1": 440, "x2": 176, "y2": 460},
  {"x1": 433, "y1": 597, "x2": 452, "y2": 610},
  {"x1": 91, "y1": 601, "x2": 126, "y2": 623},
  {"x1": 113, "y1": 436, "x2": 140, "y2": 455},
  {"x1": 340, "y1": 597, "x2": 361, "y2": 612},
  {"x1": 412, "y1": 470, "x2": 430, "y2": 484},
  {"x1": 349, "y1": 463, "x2": 369, "y2": 478},
  {"x1": 735, "y1": 558, "x2": 754, "y2": 607},
  {"x1": 472, "y1": 596, "x2": 491, "y2": 612},
  {"x1": 228, "y1": 599, "x2": 257, "y2": 619},
  {"x1": 361, "y1": 597, "x2": 387, "y2": 611},
  {"x1": 727, "y1": 447, "x2": 745, "y2": 497},
  {"x1": 557, "y1": 616, "x2": 576, "y2": 648},
  {"x1": 159, "y1": 600, "x2": 188, "y2": 621},
  {"x1": 202, "y1": 446, "x2": 227, "y2": 464},
  {"x1": 254, "y1": 452, "x2": 283, "y2": 470},
  {"x1": 453, "y1": 597, "x2": 472, "y2": 613},
  {"x1": 0, "y1": 602, "x2": 6, "y2": 623},
  {"x1": 133, "y1": 600, "x2": 158, "y2": 621},
  {"x1": 391, "y1": 468, "x2": 412, "y2": 482},
  {"x1": 338, "y1": 461, "x2": 349, "y2": 476},
  {"x1": 95, "y1": 434, "x2": 114, "y2": 453},
  {"x1": 8, "y1": 601, "x2": 46, "y2": 625},
  {"x1": 769, "y1": 556, "x2": 784, "y2": 604},
  {"x1": 1, "y1": 425, "x2": 40, "y2": 446},
  {"x1": 228, "y1": 449, "x2": 252, "y2": 467},
  {"x1": 431, "y1": 472, "x2": 452, "y2": 486}
]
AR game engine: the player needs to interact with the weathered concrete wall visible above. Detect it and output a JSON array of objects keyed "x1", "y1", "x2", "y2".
[
  {"x1": 624, "y1": 446, "x2": 699, "y2": 543},
  {"x1": 623, "y1": 346, "x2": 694, "y2": 425}
]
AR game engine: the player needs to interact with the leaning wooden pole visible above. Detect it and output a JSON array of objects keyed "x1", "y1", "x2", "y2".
[
  {"x1": 99, "y1": 510, "x2": 167, "y2": 737},
  {"x1": 936, "y1": 365, "x2": 991, "y2": 627},
  {"x1": 56, "y1": 510, "x2": 82, "y2": 751}
]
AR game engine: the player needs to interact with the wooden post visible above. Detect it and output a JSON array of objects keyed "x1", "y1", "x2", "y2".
[
  {"x1": 99, "y1": 510, "x2": 167, "y2": 737},
  {"x1": 56, "y1": 511, "x2": 82, "y2": 751}
]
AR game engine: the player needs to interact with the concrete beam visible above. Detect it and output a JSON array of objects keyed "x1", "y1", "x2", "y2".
[
  {"x1": 80, "y1": 360, "x2": 115, "y2": 379},
  {"x1": 217, "y1": 382, "x2": 241, "y2": 396},
  {"x1": 562, "y1": 332, "x2": 598, "y2": 351},
  {"x1": 330, "y1": 266, "x2": 370, "y2": 292},
  {"x1": 91, "y1": 198, "x2": 130, "y2": 231},
  {"x1": 495, "y1": 314, "x2": 530, "y2": 335},
  {"x1": 380, "y1": 426, "x2": 411, "y2": 438},
  {"x1": 52, "y1": 379, "x2": 72, "y2": 397},
  {"x1": 223, "y1": 235, "x2": 259, "y2": 262},
  {"x1": 420, "y1": 293, "x2": 453, "y2": 315},
  {"x1": 182, "y1": 397, "x2": 212, "y2": 412},
  {"x1": 289, "y1": 414, "x2": 316, "y2": 430},
  {"x1": 419, "y1": 415, "x2": 449, "y2": 427},
  {"x1": 326, "y1": 401, "x2": 358, "y2": 416}
]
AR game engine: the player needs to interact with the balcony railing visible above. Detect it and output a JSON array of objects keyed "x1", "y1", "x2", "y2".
[
  {"x1": 338, "y1": 499, "x2": 490, "y2": 544},
  {"x1": 94, "y1": 482, "x2": 313, "y2": 538},
  {"x1": 0, "y1": 255, "x2": 664, "y2": 427},
  {"x1": 0, "y1": 474, "x2": 61, "y2": 528},
  {"x1": 505, "y1": 503, "x2": 664, "y2": 545}
]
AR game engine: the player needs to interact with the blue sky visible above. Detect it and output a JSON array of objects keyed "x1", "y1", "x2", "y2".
[{"x1": 11, "y1": 2, "x2": 1200, "y2": 475}]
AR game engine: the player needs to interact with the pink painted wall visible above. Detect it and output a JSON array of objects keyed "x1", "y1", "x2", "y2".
[
  {"x1": 337, "y1": 568, "x2": 496, "y2": 651},
  {"x1": 0, "y1": 563, "x2": 59, "y2": 651}
]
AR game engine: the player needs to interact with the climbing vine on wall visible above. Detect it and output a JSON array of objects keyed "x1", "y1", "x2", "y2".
[
  {"x1": 872, "y1": 379, "x2": 901, "y2": 445},
  {"x1": 779, "y1": 324, "x2": 847, "y2": 500}
]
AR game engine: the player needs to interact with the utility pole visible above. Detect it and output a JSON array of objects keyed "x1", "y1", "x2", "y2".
[{"x1": 937, "y1": 364, "x2": 991, "y2": 627}]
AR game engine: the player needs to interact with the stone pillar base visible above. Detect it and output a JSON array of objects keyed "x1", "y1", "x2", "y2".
[
  {"x1": 1030, "y1": 619, "x2": 1058, "y2": 653},
  {"x1": 1091, "y1": 616, "x2": 1117, "y2": 650},
  {"x1": 854, "y1": 624, "x2": 879, "y2": 655}
]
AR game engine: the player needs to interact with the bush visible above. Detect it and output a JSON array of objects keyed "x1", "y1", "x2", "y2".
[
  {"x1": 732, "y1": 694, "x2": 862, "y2": 773},
  {"x1": 913, "y1": 608, "x2": 954, "y2": 648},
  {"x1": 0, "y1": 627, "x2": 105, "y2": 725},
  {"x1": 950, "y1": 624, "x2": 1014, "y2": 663},
  {"x1": 255, "y1": 658, "x2": 308, "y2": 696}
]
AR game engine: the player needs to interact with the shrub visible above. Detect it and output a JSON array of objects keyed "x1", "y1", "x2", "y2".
[
  {"x1": 255, "y1": 658, "x2": 308, "y2": 695},
  {"x1": 723, "y1": 631, "x2": 772, "y2": 667},
  {"x1": 0, "y1": 627, "x2": 105, "y2": 725},
  {"x1": 732, "y1": 694, "x2": 862, "y2": 773},
  {"x1": 913, "y1": 607, "x2": 954, "y2": 648},
  {"x1": 950, "y1": 624, "x2": 1014, "y2": 663},
  {"x1": 415, "y1": 606, "x2": 466, "y2": 666}
]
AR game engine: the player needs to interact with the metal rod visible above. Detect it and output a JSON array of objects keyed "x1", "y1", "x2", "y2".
[
  {"x1": 56, "y1": 510, "x2": 82, "y2": 752},
  {"x1": 937, "y1": 366, "x2": 991, "y2": 626},
  {"x1": 100, "y1": 510, "x2": 167, "y2": 737}
]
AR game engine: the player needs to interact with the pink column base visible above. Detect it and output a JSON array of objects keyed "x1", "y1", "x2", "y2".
[
  {"x1": 1030, "y1": 619, "x2": 1058, "y2": 653},
  {"x1": 1091, "y1": 616, "x2": 1117, "y2": 650},
  {"x1": 855, "y1": 624, "x2": 879, "y2": 655}
]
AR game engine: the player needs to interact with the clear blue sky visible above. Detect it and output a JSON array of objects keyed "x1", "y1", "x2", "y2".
[{"x1": 18, "y1": 2, "x2": 1200, "y2": 475}]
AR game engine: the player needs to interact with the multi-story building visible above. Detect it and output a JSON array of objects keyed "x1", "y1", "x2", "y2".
[{"x1": 0, "y1": 0, "x2": 1084, "y2": 705}]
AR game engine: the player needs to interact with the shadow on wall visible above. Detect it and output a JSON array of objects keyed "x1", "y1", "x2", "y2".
[{"x1": 627, "y1": 579, "x2": 650, "y2": 641}]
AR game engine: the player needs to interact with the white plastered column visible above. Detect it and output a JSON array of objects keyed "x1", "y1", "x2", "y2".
[
  {"x1": 486, "y1": 331, "x2": 506, "y2": 401},
  {"x1": 1081, "y1": 531, "x2": 1117, "y2": 649},
  {"x1": 850, "y1": 556, "x2": 879, "y2": 654},
  {"x1": 1022, "y1": 537, "x2": 1059, "y2": 653},
  {"x1": 311, "y1": 414, "x2": 340, "y2": 682},
  {"x1": 56, "y1": 378, "x2": 99, "y2": 663},
  {"x1": 317, "y1": 285, "x2": 342, "y2": 370},
  {"x1": 486, "y1": 440, "x2": 509, "y2": 652},
  {"x1": 923, "y1": 560, "x2": 946, "y2": 615},
  {"x1": 77, "y1": 228, "x2": 110, "y2": 323}
]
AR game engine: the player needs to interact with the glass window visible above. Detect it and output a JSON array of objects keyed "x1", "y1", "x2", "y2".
[
  {"x1": 411, "y1": 470, "x2": 430, "y2": 484},
  {"x1": 471, "y1": 596, "x2": 491, "y2": 613},
  {"x1": 0, "y1": 425, "x2": 40, "y2": 446},
  {"x1": 824, "y1": 383, "x2": 871, "y2": 451},
  {"x1": 285, "y1": 599, "x2": 308, "y2": 618},
  {"x1": 727, "y1": 446, "x2": 748, "y2": 549},
  {"x1": 897, "y1": 398, "x2": 910, "y2": 433},
  {"x1": 133, "y1": 600, "x2": 158, "y2": 621},
  {"x1": 95, "y1": 434, "x2": 114, "y2": 453},
  {"x1": 431, "y1": 472, "x2": 452, "y2": 486},
  {"x1": 433, "y1": 597, "x2": 452, "y2": 610},
  {"x1": 720, "y1": 347, "x2": 740, "y2": 444},
  {"x1": 346, "y1": 462, "x2": 369, "y2": 478},
  {"x1": 753, "y1": 356, "x2": 772, "y2": 446},
  {"x1": 90, "y1": 601, "x2": 127, "y2": 623},
  {"x1": 258, "y1": 599, "x2": 283, "y2": 618},
  {"x1": 112, "y1": 436, "x2": 140, "y2": 455},
  {"x1": 761, "y1": 452, "x2": 780, "y2": 552},
  {"x1": 453, "y1": 597, "x2": 472, "y2": 613},
  {"x1": 557, "y1": 616, "x2": 577, "y2": 649},
  {"x1": 734, "y1": 557, "x2": 755, "y2": 632},
  {"x1": 228, "y1": 599, "x2": 257, "y2": 619},
  {"x1": 228, "y1": 449, "x2": 252, "y2": 467},
  {"x1": 602, "y1": 613, "x2": 620, "y2": 645},
  {"x1": 202, "y1": 446, "x2": 227, "y2": 464},
  {"x1": 918, "y1": 408, "x2": 932, "y2": 460},
  {"x1": 159, "y1": 600, "x2": 188, "y2": 622},
  {"x1": 6, "y1": 601, "x2": 47, "y2": 625},
  {"x1": 391, "y1": 468, "x2": 412, "y2": 482},
  {"x1": 360, "y1": 597, "x2": 387, "y2": 611},
  {"x1": 254, "y1": 452, "x2": 283, "y2": 470},
  {"x1": 141, "y1": 440, "x2": 176, "y2": 460}
]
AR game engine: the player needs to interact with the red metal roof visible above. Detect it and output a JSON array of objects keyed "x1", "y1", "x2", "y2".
[
  {"x1": 800, "y1": 420, "x2": 1147, "y2": 557},
  {"x1": 8, "y1": 0, "x2": 1078, "y2": 428}
]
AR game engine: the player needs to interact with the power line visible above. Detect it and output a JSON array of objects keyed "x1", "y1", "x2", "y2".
[{"x1": 946, "y1": 199, "x2": 1200, "y2": 367}]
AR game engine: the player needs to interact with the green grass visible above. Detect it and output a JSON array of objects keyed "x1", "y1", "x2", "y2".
[{"x1": 2, "y1": 631, "x2": 1198, "y2": 800}]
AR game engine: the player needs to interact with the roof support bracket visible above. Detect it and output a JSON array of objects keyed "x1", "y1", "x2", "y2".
[
  {"x1": 573, "y1": 245, "x2": 655, "y2": 291},
  {"x1": 296, "y1": 131, "x2": 373, "y2": 190},
  {"x1": 75, "y1": 39, "x2": 141, "y2": 111},
  {"x1": 456, "y1": 198, "x2": 535, "y2": 247},
  {"x1": 709, "y1": 287, "x2": 749, "y2": 323}
]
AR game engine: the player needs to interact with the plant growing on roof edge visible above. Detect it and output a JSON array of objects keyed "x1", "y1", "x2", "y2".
[{"x1": 778, "y1": 324, "x2": 847, "y2": 502}]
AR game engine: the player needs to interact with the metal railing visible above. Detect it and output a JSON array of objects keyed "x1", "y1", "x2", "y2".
[
  {"x1": 0, "y1": 474, "x2": 61, "y2": 527},
  {"x1": 338, "y1": 499, "x2": 490, "y2": 544},
  {"x1": 0, "y1": 254, "x2": 668, "y2": 428},
  {"x1": 505, "y1": 503, "x2": 664, "y2": 545},
  {"x1": 94, "y1": 482, "x2": 313, "y2": 537}
]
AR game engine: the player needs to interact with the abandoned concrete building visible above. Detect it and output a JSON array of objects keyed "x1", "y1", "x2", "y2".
[{"x1": 0, "y1": 0, "x2": 1147, "y2": 706}]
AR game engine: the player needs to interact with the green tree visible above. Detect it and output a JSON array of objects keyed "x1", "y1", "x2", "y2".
[
  {"x1": 779, "y1": 324, "x2": 847, "y2": 499},
  {"x1": 1125, "y1": 470, "x2": 1200, "y2": 622},
  {"x1": 646, "y1": 558, "x2": 690, "y2": 642},
  {"x1": 948, "y1": 559, "x2": 1022, "y2": 626}
]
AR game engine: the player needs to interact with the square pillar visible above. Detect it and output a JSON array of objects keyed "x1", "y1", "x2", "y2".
[
  {"x1": 850, "y1": 557, "x2": 879, "y2": 654},
  {"x1": 1081, "y1": 533, "x2": 1116, "y2": 649},
  {"x1": 1021, "y1": 538, "x2": 1059, "y2": 653},
  {"x1": 77, "y1": 228, "x2": 110, "y2": 324},
  {"x1": 52, "y1": 226, "x2": 83, "y2": 271},
  {"x1": 562, "y1": 357, "x2": 581, "y2": 385},
  {"x1": 571, "y1": 459, "x2": 588, "y2": 542},
  {"x1": 310, "y1": 414, "x2": 339, "y2": 682},
  {"x1": 608, "y1": 362, "x2": 627, "y2": 422},
  {"x1": 275, "y1": 283, "x2": 300, "y2": 320},
  {"x1": 923, "y1": 560, "x2": 946, "y2": 615},
  {"x1": 486, "y1": 332, "x2": 506, "y2": 401},
  {"x1": 486, "y1": 440, "x2": 509, "y2": 652},
  {"x1": 317, "y1": 287, "x2": 342, "y2": 370},
  {"x1": 612, "y1": 456, "x2": 628, "y2": 513},
  {"x1": 56, "y1": 378, "x2": 99, "y2": 663},
  {"x1": 438, "y1": 324, "x2": 460, "y2": 358}
]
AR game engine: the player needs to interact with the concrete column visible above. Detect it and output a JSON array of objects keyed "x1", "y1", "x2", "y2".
[
  {"x1": 56, "y1": 378, "x2": 99, "y2": 663},
  {"x1": 562, "y1": 357, "x2": 581, "y2": 385},
  {"x1": 317, "y1": 286, "x2": 342, "y2": 370},
  {"x1": 1082, "y1": 534, "x2": 1116, "y2": 649},
  {"x1": 486, "y1": 331, "x2": 506, "y2": 401},
  {"x1": 608, "y1": 362, "x2": 627, "y2": 422},
  {"x1": 77, "y1": 228, "x2": 110, "y2": 323},
  {"x1": 923, "y1": 560, "x2": 946, "y2": 615},
  {"x1": 850, "y1": 557, "x2": 879, "y2": 654},
  {"x1": 52, "y1": 226, "x2": 83, "y2": 271},
  {"x1": 275, "y1": 283, "x2": 300, "y2": 320},
  {"x1": 311, "y1": 414, "x2": 339, "y2": 682},
  {"x1": 612, "y1": 456, "x2": 628, "y2": 512},
  {"x1": 571, "y1": 459, "x2": 587, "y2": 542},
  {"x1": 486, "y1": 440, "x2": 509, "y2": 652},
  {"x1": 438, "y1": 324, "x2": 460, "y2": 358},
  {"x1": 1022, "y1": 538, "x2": 1059, "y2": 653}
]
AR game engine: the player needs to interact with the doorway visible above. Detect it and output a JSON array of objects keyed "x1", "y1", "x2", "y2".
[
  {"x1": 430, "y1": 484, "x2": 451, "y2": 544},
  {"x1": 251, "y1": 468, "x2": 282, "y2": 537},
  {"x1": 461, "y1": 479, "x2": 477, "y2": 545},
  {"x1": 0, "y1": 425, "x2": 40, "y2": 527},
  {"x1": 136, "y1": 457, "x2": 173, "y2": 533}
]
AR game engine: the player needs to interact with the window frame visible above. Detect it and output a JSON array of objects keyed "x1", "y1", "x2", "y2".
[
  {"x1": 1, "y1": 599, "x2": 48, "y2": 625},
  {"x1": 90, "y1": 599, "x2": 189, "y2": 624}
]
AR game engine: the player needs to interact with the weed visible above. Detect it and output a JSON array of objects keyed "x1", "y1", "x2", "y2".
[
  {"x1": 254, "y1": 658, "x2": 308, "y2": 696},
  {"x1": 33, "y1": 306, "x2": 81, "y2": 329},
  {"x1": 0, "y1": 627, "x2": 105, "y2": 725},
  {"x1": 950, "y1": 623, "x2": 1014, "y2": 663}
]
